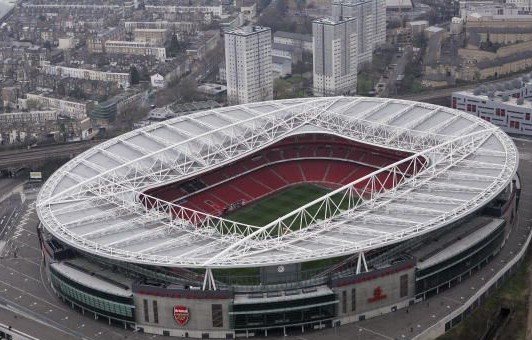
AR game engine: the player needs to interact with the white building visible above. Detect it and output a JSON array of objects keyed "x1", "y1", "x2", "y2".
[
  {"x1": 495, "y1": 0, "x2": 532, "y2": 12},
  {"x1": 40, "y1": 64, "x2": 131, "y2": 88},
  {"x1": 125, "y1": 21, "x2": 199, "y2": 34},
  {"x1": 144, "y1": 5, "x2": 223, "y2": 17},
  {"x1": 313, "y1": 17, "x2": 358, "y2": 97},
  {"x1": 460, "y1": 1, "x2": 532, "y2": 20},
  {"x1": 450, "y1": 17, "x2": 464, "y2": 35},
  {"x1": 0, "y1": 110, "x2": 58, "y2": 125},
  {"x1": 58, "y1": 37, "x2": 75, "y2": 50},
  {"x1": 150, "y1": 73, "x2": 166, "y2": 88},
  {"x1": 332, "y1": 0, "x2": 386, "y2": 65},
  {"x1": 104, "y1": 41, "x2": 167, "y2": 61},
  {"x1": 408, "y1": 20, "x2": 430, "y2": 35},
  {"x1": 452, "y1": 77, "x2": 532, "y2": 135},
  {"x1": 224, "y1": 26, "x2": 273, "y2": 105},
  {"x1": 273, "y1": 31, "x2": 313, "y2": 53},
  {"x1": 24, "y1": 93, "x2": 94, "y2": 120}
]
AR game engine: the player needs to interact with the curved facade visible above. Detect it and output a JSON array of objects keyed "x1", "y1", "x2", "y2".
[{"x1": 36, "y1": 97, "x2": 521, "y2": 338}]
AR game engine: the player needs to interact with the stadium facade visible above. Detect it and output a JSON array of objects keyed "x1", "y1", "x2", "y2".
[{"x1": 36, "y1": 97, "x2": 520, "y2": 338}]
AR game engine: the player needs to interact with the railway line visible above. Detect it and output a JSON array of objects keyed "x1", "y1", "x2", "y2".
[{"x1": 0, "y1": 141, "x2": 103, "y2": 169}]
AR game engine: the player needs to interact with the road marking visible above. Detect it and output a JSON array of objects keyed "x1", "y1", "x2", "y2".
[
  {"x1": 0, "y1": 300, "x2": 94, "y2": 340},
  {"x1": 358, "y1": 326, "x2": 394, "y2": 339},
  {"x1": 0, "y1": 262, "x2": 41, "y2": 284},
  {"x1": 0, "y1": 277, "x2": 70, "y2": 313},
  {"x1": 11, "y1": 240, "x2": 41, "y2": 253}
]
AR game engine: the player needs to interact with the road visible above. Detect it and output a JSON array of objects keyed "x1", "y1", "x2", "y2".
[{"x1": 0, "y1": 183, "x2": 153, "y2": 340}]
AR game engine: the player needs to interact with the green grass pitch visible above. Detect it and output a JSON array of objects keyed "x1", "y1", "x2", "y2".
[
  {"x1": 213, "y1": 184, "x2": 353, "y2": 282},
  {"x1": 224, "y1": 184, "x2": 345, "y2": 228}
]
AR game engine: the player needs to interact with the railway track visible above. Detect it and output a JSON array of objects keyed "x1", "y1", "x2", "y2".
[{"x1": 0, "y1": 140, "x2": 104, "y2": 168}]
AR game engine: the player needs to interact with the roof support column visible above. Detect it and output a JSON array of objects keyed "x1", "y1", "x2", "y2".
[
  {"x1": 356, "y1": 252, "x2": 368, "y2": 275},
  {"x1": 202, "y1": 268, "x2": 217, "y2": 291}
]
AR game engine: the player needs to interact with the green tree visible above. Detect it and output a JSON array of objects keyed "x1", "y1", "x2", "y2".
[
  {"x1": 412, "y1": 33, "x2": 427, "y2": 49},
  {"x1": 130, "y1": 65, "x2": 140, "y2": 85},
  {"x1": 357, "y1": 73, "x2": 374, "y2": 95}
]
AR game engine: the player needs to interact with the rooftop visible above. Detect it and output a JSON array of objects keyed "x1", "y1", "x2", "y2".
[
  {"x1": 272, "y1": 55, "x2": 291, "y2": 65},
  {"x1": 51, "y1": 261, "x2": 132, "y2": 297},
  {"x1": 386, "y1": 0, "x2": 413, "y2": 9},
  {"x1": 273, "y1": 31, "x2": 312, "y2": 42},
  {"x1": 225, "y1": 25, "x2": 270, "y2": 36},
  {"x1": 425, "y1": 26, "x2": 444, "y2": 33},
  {"x1": 36, "y1": 97, "x2": 518, "y2": 268},
  {"x1": 455, "y1": 90, "x2": 532, "y2": 109},
  {"x1": 417, "y1": 218, "x2": 504, "y2": 270}
]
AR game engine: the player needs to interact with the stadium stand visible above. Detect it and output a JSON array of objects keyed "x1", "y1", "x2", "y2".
[{"x1": 144, "y1": 133, "x2": 413, "y2": 218}]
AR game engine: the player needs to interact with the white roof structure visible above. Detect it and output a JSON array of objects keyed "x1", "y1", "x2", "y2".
[{"x1": 37, "y1": 97, "x2": 518, "y2": 268}]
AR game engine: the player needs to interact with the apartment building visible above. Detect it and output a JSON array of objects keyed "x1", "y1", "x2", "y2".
[
  {"x1": 144, "y1": 5, "x2": 223, "y2": 17},
  {"x1": 313, "y1": 17, "x2": 358, "y2": 97},
  {"x1": 105, "y1": 41, "x2": 167, "y2": 61},
  {"x1": 124, "y1": 21, "x2": 199, "y2": 34},
  {"x1": 40, "y1": 64, "x2": 131, "y2": 88},
  {"x1": 25, "y1": 93, "x2": 95, "y2": 119},
  {"x1": 224, "y1": 26, "x2": 273, "y2": 104},
  {"x1": 332, "y1": 0, "x2": 386, "y2": 64},
  {"x1": 133, "y1": 28, "x2": 169, "y2": 45}
]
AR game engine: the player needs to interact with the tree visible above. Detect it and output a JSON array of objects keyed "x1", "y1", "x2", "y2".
[
  {"x1": 296, "y1": 0, "x2": 306, "y2": 12},
  {"x1": 292, "y1": 61, "x2": 311, "y2": 76},
  {"x1": 275, "y1": 0, "x2": 288, "y2": 13},
  {"x1": 357, "y1": 73, "x2": 374, "y2": 95},
  {"x1": 130, "y1": 65, "x2": 140, "y2": 85},
  {"x1": 56, "y1": 83, "x2": 66, "y2": 96},
  {"x1": 176, "y1": 78, "x2": 199, "y2": 101},
  {"x1": 69, "y1": 86, "x2": 84, "y2": 99},
  {"x1": 257, "y1": 0, "x2": 271, "y2": 12},
  {"x1": 412, "y1": 33, "x2": 427, "y2": 49},
  {"x1": 26, "y1": 99, "x2": 43, "y2": 111},
  {"x1": 166, "y1": 35, "x2": 185, "y2": 57}
]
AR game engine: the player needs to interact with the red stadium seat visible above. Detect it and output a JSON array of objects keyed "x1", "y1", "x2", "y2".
[{"x1": 144, "y1": 133, "x2": 416, "y2": 219}]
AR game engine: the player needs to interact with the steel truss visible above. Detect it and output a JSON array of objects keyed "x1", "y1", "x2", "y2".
[{"x1": 36, "y1": 97, "x2": 519, "y2": 268}]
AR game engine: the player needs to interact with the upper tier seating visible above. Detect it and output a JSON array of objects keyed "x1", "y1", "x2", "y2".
[{"x1": 143, "y1": 133, "x2": 419, "y2": 218}]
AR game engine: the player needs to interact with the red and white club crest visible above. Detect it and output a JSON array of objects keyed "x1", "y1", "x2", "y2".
[{"x1": 173, "y1": 305, "x2": 190, "y2": 326}]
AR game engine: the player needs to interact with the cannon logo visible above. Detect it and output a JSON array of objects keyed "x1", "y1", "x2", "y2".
[
  {"x1": 173, "y1": 305, "x2": 190, "y2": 326},
  {"x1": 368, "y1": 287, "x2": 387, "y2": 303}
]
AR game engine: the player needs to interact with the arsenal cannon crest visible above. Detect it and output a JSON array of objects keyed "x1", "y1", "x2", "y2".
[{"x1": 173, "y1": 305, "x2": 190, "y2": 326}]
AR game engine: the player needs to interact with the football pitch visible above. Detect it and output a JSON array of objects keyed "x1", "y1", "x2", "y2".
[{"x1": 224, "y1": 184, "x2": 345, "y2": 227}]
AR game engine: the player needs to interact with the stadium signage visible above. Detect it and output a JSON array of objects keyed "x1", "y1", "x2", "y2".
[
  {"x1": 368, "y1": 287, "x2": 387, "y2": 303},
  {"x1": 173, "y1": 305, "x2": 190, "y2": 326}
]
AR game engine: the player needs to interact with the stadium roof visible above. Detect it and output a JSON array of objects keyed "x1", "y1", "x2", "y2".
[{"x1": 37, "y1": 97, "x2": 518, "y2": 268}]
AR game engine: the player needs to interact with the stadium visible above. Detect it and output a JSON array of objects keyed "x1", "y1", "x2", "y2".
[{"x1": 36, "y1": 96, "x2": 520, "y2": 338}]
